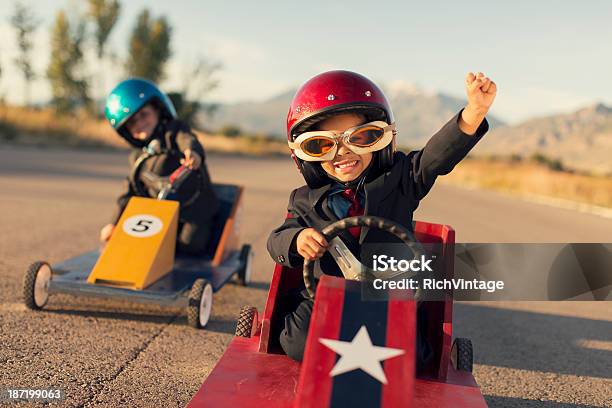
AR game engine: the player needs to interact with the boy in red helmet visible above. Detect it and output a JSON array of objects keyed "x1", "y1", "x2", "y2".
[{"x1": 267, "y1": 70, "x2": 496, "y2": 364}]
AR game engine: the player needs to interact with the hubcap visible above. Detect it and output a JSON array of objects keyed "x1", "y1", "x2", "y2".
[
  {"x1": 199, "y1": 283, "x2": 213, "y2": 327},
  {"x1": 34, "y1": 264, "x2": 51, "y2": 307}
]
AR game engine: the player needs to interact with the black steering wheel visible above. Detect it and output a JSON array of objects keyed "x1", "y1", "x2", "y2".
[
  {"x1": 129, "y1": 150, "x2": 202, "y2": 207},
  {"x1": 303, "y1": 215, "x2": 429, "y2": 300}
]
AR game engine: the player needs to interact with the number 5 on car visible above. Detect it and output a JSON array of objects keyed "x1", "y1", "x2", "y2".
[{"x1": 87, "y1": 197, "x2": 179, "y2": 289}]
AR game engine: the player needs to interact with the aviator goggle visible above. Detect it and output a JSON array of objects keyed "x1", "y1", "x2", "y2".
[{"x1": 288, "y1": 121, "x2": 396, "y2": 162}]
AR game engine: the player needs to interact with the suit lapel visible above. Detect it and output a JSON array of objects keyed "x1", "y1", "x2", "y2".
[
  {"x1": 301, "y1": 183, "x2": 334, "y2": 230},
  {"x1": 308, "y1": 183, "x2": 331, "y2": 208},
  {"x1": 320, "y1": 195, "x2": 339, "y2": 224},
  {"x1": 359, "y1": 172, "x2": 395, "y2": 244}
]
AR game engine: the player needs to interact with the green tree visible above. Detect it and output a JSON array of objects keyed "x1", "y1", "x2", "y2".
[
  {"x1": 88, "y1": 0, "x2": 121, "y2": 60},
  {"x1": 10, "y1": 1, "x2": 38, "y2": 107},
  {"x1": 219, "y1": 125, "x2": 242, "y2": 138},
  {"x1": 530, "y1": 152, "x2": 565, "y2": 172},
  {"x1": 47, "y1": 11, "x2": 90, "y2": 113},
  {"x1": 0, "y1": 53, "x2": 5, "y2": 104},
  {"x1": 125, "y1": 9, "x2": 171, "y2": 83},
  {"x1": 0, "y1": 52, "x2": 3, "y2": 101},
  {"x1": 167, "y1": 57, "x2": 221, "y2": 128},
  {"x1": 87, "y1": 0, "x2": 120, "y2": 99}
]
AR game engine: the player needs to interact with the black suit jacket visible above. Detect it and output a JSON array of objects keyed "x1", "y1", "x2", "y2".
[{"x1": 267, "y1": 111, "x2": 489, "y2": 278}]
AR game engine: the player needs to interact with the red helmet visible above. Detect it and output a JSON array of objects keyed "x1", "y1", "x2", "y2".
[{"x1": 286, "y1": 70, "x2": 396, "y2": 187}]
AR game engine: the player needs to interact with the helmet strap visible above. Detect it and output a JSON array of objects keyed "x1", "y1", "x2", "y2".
[
  {"x1": 300, "y1": 160, "x2": 329, "y2": 189},
  {"x1": 378, "y1": 144, "x2": 395, "y2": 171}
]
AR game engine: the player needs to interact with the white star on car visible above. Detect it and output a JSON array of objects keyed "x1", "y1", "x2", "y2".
[{"x1": 319, "y1": 325, "x2": 405, "y2": 384}]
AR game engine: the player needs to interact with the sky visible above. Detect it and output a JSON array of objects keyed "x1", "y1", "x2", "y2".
[{"x1": 1, "y1": 0, "x2": 611, "y2": 123}]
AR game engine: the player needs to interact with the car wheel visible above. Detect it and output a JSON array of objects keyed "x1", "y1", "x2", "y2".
[
  {"x1": 23, "y1": 261, "x2": 52, "y2": 310},
  {"x1": 187, "y1": 278, "x2": 213, "y2": 329},
  {"x1": 235, "y1": 306, "x2": 258, "y2": 338},
  {"x1": 451, "y1": 337, "x2": 473, "y2": 372}
]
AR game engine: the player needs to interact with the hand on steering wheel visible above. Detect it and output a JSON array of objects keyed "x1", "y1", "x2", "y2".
[
  {"x1": 303, "y1": 216, "x2": 429, "y2": 300},
  {"x1": 130, "y1": 150, "x2": 202, "y2": 206}
]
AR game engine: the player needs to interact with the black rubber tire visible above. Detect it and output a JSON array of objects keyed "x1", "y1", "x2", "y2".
[
  {"x1": 452, "y1": 337, "x2": 474, "y2": 372},
  {"x1": 235, "y1": 306, "x2": 258, "y2": 338},
  {"x1": 236, "y1": 244, "x2": 252, "y2": 287},
  {"x1": 187, "y1": 278, "x2": 212, "y2": 329},
  {"x1": 23, "y1": 261, "x2": 51, "y2": 310}
]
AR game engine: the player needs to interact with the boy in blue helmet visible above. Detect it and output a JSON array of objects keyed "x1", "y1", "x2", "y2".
[{"x1": 100, "y1": 78, "x2": 219, "y2": 254}]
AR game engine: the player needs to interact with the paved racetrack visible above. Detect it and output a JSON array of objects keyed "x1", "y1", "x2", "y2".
[{"x1": 0, "y1": 146, "x2": 610, "y2": 407}]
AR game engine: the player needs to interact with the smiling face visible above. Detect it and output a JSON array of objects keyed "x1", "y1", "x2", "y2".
[
  {"x1": 317, "y1": 113, "x2": 373, "y2": 182},
  {"x1": 125, "y1": 104, "x2": 160, "y2": 140}
]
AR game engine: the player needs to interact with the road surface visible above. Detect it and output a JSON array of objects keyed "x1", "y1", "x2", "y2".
[{"x1": 0, "y1": 146, "x2": 610, "y2": 407}]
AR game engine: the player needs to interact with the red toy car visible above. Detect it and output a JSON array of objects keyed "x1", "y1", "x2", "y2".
[{"x1": 187, "y1": 216, "x2": 487, "y2": 407}]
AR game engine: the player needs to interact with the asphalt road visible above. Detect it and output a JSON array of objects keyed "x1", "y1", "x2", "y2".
[{"x1": 0, "y1": 146, "x2": 610, "y2": 407}]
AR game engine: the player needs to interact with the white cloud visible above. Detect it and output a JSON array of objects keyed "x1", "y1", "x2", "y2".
[
  {"x1": 161, "y1": 34, "x2": 291, "y2": 103},
  {"x1": 493, "y1": 86, "x2": 599, "y2": 124},
  {"x1": 207, "y1": 35, "x2": 267, "y2": 65},
  {"x1": 208, "y1": 70, "x2": 290, "y2": 103},
  {"x1": 386, "y1": 79, "x2": 425, "y2": 98}
]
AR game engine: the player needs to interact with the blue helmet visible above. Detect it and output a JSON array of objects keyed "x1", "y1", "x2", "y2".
[{"x1": 105, "y1": 78, "x2": 177, "y2": 146}]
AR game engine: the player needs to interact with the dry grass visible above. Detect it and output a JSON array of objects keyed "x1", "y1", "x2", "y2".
[
  {"x1": 442, "y1": 158, "x2": 612, "y2": 208},
  {"x1": 2, "y1": 105, "x2": 610, "y2": 209},
  {"x1": 0, "y1": 104, "x2": 289, "y2": 155},
  {"x1": 0, "y1": 104, "x2": 124, "y2": 148}
]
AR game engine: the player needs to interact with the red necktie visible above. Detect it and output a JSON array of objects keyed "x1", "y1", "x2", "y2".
[{"x1": 340, "y1": 188, "x2": 364, "y2": 239}]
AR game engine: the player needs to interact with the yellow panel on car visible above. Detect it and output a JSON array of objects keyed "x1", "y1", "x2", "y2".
[{"x1": 88, "y1": 197, "x2": 179, "y2": 290}]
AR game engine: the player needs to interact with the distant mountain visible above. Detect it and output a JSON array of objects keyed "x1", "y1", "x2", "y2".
[
  {"x1": 476, "y1": 103, "x2": 612, "y2": 175},
  {"x1": 204, "y1": 87, "x2": 611, "y2": 175},
  {"x1": 204, "y1": 89, "x2": 296, "y2": 138},
  {"x1": 204, "y1": 83, "x2": 505, "y2": 146}
]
